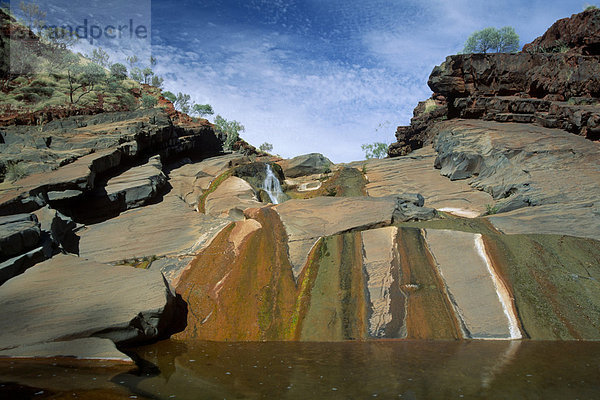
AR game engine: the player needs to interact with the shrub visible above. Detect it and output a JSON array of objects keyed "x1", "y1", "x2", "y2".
[
  {"x1": 110, "y1": 63, "x2": 128, "y2": 80},
  {"x1": 5, "y1": 161, "x2": 26, "y2": 182},
  {"x1": 485, "y1": 204, "x2": 499, "y2": 215},
  {"x1": 423, "y1": 99, "x2": 440, "y2": 114},
  {"x1": 141, "y1": 94, "x2": 158, "y2": 108},
  {"x1": 121, "y1": 93, "x2": 137, "y2": 110},
  {"x1": 12, "y1": 76, "x2": 29, "y2": 85},
  {"x1": 259, "y1": 142, "x2": 273, "y2": 153}
]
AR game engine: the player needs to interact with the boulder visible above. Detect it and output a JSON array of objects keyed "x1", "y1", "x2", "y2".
[
  {"x1": 204, "y1": 176, "x2": 262, "y2": 220},
  {"x1": 0, "y1": 254, "x2": 184, "y2": 353},
  {"x1": 104, "y1": 155, "x2": 167, "y2": 210},
  {"x1": 169, "y1": 154, "x2": 249, "y2": 208},
  {"x1": 279, "y1": 153, "x2": 332, "y2": 178},
  {"x1": 0, "y1": 213, "x2": 40, "y2": 260}
]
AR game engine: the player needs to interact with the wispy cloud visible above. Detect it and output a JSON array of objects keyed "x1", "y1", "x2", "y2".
[{"x1": 148, "y1": 0, "x2": 585, "y2": 163}]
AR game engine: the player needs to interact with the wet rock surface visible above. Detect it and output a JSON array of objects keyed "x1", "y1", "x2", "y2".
[{"x1": 274, "y1": 195, "x2": 436, "y2": 279}]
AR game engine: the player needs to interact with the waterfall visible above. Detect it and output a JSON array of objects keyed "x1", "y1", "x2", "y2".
[{"x1": 262, "y1": 164, "x2": 284, "y2": 204}]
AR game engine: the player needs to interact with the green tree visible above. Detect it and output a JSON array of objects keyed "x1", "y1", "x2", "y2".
[
  {"x1": 162, "y1": 90, "x2": 176, "y2": 103},
  {"x1": 90, "y1": 47, "x2": 110, "y2": 68},
  {"x1": 129, "y1": 67, "x2": 143, "y2": 82},
  {"x1": 126, "y1": 55, "x2": 138, "y2": 69},
  {"x1": 361, "y1": 142, "x2": 388, "y2": 159},
  {"x1": 174, "y1": 92, "x2": 191, "y2": 113},
  {"x1": 18, "y1": 0, "x2": 45, "y2": 34},
  {"x1": 151, "y1": 75, "x2": 164, "y2": 88},
  {"x1": 214, "y1": 115, "x2": 244, "y2": 150},
  {"x1": 63, "y1": 56, "x2": 105, "y2": 104},
  {"x1": 585, "y1": 5, "x2": 598, "y2": 11},
  {"x1": 462, "y1": 26, "x2": 519, "y2": 54},
  {"x1": 193, "y1": 103, "x2": 214, "y2": 118},
  {"x1": 109, "y1": 63, "x2": 127, "y2": 80},
  {"x1": 259, "y1": 142, "x2": 273, "y2": 153},
  {"x1": 142, "y1": 67, "x2": 153, "y2": 84},
  {"x1": 141, "y1": 94, "x2": 158, "y2": 109}
]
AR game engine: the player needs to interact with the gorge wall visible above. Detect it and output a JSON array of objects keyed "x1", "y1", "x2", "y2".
[{"x1": 389, "y1": 8, "x2": 600, "y2": 157}]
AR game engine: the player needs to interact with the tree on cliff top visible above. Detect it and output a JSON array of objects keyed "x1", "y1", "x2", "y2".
[
  {"x1": 462, "y1": 26, "x2": 520, "y2": 53},
  {"x1": 361, "y1": 142, "x2": 388, "y2": 159}
]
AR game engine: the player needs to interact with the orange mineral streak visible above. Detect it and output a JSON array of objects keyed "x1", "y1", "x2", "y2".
[
  {"x1": 397, "y1": 228, "x2": 461, "y2": 339},
  {"x1": 174, "y1": 207, "x2": 299, "y2": 341}
]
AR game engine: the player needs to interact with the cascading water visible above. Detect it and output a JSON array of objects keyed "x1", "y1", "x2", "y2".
[{"x1": 262, "y1": 164, "x2": 285, "y2": 204}]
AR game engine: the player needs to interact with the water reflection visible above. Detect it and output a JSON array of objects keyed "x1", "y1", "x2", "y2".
[{"x1": 119, "y1": 340, "x2": 600, "y2": 399}]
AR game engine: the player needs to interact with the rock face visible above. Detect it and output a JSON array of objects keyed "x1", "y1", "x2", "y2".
[
  {"x1": 104, "y1": 155, "x2": 167, "y2": 210},
  {"x1": 204, "y1": 176, "x2": 263, "y2": 220},
  {"x1": 0, "y1": 108, "x2": 223, "y2": 216},
  {"x1": 432, "y1": 119, "x2": 600, "y2": 240},
  {"x1": 388, "y1": 9, "x2": 600, "y2": 156},
  {"x1": 0, "y1": 254, "x2": 184, "y2": 356},
  {"x1": 0, "y1": 213, "x2": 44, "y2": 284},
  {"x1": 278, "y1": 153, "x2": 332, "y2": 178},
  {"x1": 274, "y1": 195, "x2": 436, "y2": 279},
  {"x1": 0, "y1": 213, "x2": 40, "y2": 259},
  {"x1": 522, "y1": 8, "x2": 600, "y2": 55}
]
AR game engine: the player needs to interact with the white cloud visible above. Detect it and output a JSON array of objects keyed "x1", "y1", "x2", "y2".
[{"x1": 148, "y1": 0, "x2": 587, "y2": 163}]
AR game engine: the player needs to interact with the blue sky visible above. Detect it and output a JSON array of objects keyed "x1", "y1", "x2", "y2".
[
  {"x1": 13, "y1": 0, "x2": 594, "y2": 162},
  {"x1": 149, "y1": 0, "x2": 589, "y2": 162}
]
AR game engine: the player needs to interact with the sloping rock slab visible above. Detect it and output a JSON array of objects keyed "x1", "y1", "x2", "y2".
[
  {"x1": 432, "y1": 119, "x2": 600, "y2": 239},
  {"x1": 0, "y1": 254, "x2": 181, "y2": 352},
  {"x1": 423, "y1": 229, "x2": 520, "y2": 339},
  {"x1": 355, "y1": 147, "x2": 493, "y2": 217},
  {"x1": 0, "y1": 246, "x2": 45, "y2": 286},
  {"x1": 0, "y1": 213, "x2": 40, "y2": 259},
  {"x1": 169, "y1": 154, "x2": 249, "y2": 208},
  {"x1": 78, "y1": 194, "x2": 230, "y2": 284},
  {"x1": 361, "y1": 227, "x2": 397, "y2": 338},
  {"x1": 274, "y1": 196, "x2": 433, "y2": 278},
  {"x1": 205, "y1": 176, "x2": 262, "y2": 220}
]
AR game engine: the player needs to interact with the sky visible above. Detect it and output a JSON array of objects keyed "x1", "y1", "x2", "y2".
[{"x1": 12, "y1": 0, "x2": 595, "y2": 162}]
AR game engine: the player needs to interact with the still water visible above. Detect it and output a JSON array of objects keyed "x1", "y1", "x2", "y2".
[{"x1": 1, "y1": 340, "x2": 600, "y2": 399}]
